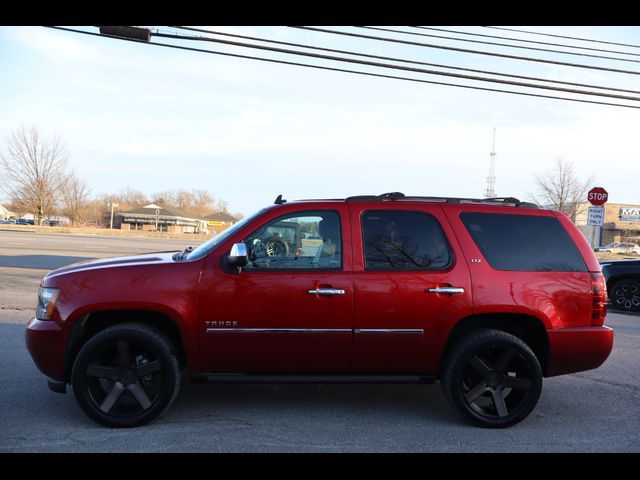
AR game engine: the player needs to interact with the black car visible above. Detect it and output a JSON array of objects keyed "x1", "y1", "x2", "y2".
[{"x1": 601, "y1": 259, "x2": 640, "y2": 312}]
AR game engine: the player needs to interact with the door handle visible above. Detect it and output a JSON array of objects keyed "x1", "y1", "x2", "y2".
[
  {"x1": 308, "y1": 288, "x2": 346, "y2": 296},
  {"x1": 427, "y1": 287, "x2": 465, "y2": 294}
]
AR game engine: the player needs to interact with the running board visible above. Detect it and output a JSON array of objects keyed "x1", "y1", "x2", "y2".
[{"x1": 191, "y1": 374, "x2": 436, "y2": 384}]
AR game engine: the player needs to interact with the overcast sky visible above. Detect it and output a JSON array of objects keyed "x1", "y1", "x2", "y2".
[{"x1": 1, "y1": 26, "x2": 639, "y2": 215}]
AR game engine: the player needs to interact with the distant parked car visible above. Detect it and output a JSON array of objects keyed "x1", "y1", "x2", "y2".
[
  {"x1": 0, "y1": 219, "x2": 16, "y2": 224},
  {"x1": 16, "y1": 219, "x2": 35, "y2": 225},
  {"x1": 596, "y1": 242, "x2": 640, "y2": 255}
]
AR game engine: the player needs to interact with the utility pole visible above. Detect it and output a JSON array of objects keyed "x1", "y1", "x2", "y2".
[
  {"x1": 109, "y1": 202, "x2": 119, "y2": 229},
  {"x1": 484, "y1": 128, "x2": 497, "y2": 198}
]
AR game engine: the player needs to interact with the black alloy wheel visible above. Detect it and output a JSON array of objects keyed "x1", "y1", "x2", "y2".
[
  {"x1": 264, "y1": 238, "x2": 288, "y2": 257},
  {"x1": 441, "y1": 329, "x2": 542, "y2": 428},
  {"x1": 610, "y1": 279, "x2": 640, "y2": 312},
  {"x1": 71, "y1": 323, "x2": 181, "y2": 428}
]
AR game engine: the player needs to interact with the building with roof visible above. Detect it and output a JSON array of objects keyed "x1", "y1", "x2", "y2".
[
  {"x1": 204, "y1": 211, "x2": 238, "y2": 233},
  {"x1": 575, "y1": 201, "x2": 640, "y2": 247},
  {"x1": 0, "y1": 204, "x2": 14, "y2": 220},
  {"x1": 118, "y1": 204, "x2": 208, "y2": 234}
]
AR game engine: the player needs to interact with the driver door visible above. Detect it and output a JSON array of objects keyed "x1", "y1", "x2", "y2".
[{"x1": 197, "y1": 205, "x2": 353, "y2": 373}]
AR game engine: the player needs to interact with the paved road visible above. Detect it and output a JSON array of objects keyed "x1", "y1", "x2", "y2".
[
  {"x1": 0, "y1": 230, "x2": 197, "y2": 269},
  {"x1": 0, "y1": 230, "x2": 199, "y2": 310},
  {"x1": 0, "y1": 230, "x2": 638, "y2": 452}
]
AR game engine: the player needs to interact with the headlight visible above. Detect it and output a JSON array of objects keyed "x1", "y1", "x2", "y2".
[{"x1": 36, "y1": 287, "x2": 60, "y2": 320}]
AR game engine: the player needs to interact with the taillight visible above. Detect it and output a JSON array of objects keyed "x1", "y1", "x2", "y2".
[{"x1": 590, "y1": 273, "x2": 607, "y2": 326}]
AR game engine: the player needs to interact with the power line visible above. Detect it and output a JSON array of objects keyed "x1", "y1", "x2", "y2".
[
  {"x1": 411, "y1": 26, "x2": 640, "y2": 59},
  {"x1": 359, "y1": 26, "x2": 640, "y2": 65},
  {"x1": 44, "y1": 27, "x2": 640, "y2": 110},
  {"x1": 171, "y1": 26, "x2": 640, "y2": 96},
  {"x1": 290, "y1": 26, "x2": 640, "y2": 76},
  {"x1": 482, "y1": 26, "x2": 640, "y2": 50},
  {"x1": 149, "y1": 30, "x2": 640, "y2": 103}
]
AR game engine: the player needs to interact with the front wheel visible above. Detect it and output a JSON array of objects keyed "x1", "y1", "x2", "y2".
[
  {"x1": 71, "y1": 323, "x2": 181, "y2": 428},
  {"x1": 441, "y1": 329, "x2": 542, "y2": 428}
]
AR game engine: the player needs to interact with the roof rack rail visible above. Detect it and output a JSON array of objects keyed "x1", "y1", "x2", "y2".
[
  {"x1": 345, "y1": 192, "x2": 406, "y2": 202},
  {"x1": 483, "y1": 197, "x2": 539, "y2": 208},
  {"x1": 344, "y1": 192, "x2": 539, "y2": 208}
]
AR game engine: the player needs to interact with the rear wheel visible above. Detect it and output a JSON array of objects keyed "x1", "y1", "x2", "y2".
[
  {"x1": 610, "y1": 279, "x2": 640, "y2": 312},
  {"x1": 71, "y1": 323, "x2": 181, "y2": 428},
  {"x1": 441, "y1": 329, "x2": 542, "y2": 428}
]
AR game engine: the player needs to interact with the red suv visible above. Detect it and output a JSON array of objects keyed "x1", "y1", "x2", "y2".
[{"x1": 25, "y1": 193, "x2": 614, "y2": 428}]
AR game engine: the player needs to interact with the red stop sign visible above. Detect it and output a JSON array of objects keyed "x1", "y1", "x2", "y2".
[{"x1": 588, "y1": 187, "x2": 608, "y2": 206}]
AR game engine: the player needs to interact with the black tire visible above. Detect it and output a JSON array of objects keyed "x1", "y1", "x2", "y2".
[
  {"x1": 441, "y1": 329, "x2": 542, "y2": 428},
  {"x1": 264, "y1": 238, "x2": 288, "y2": 257},
  {"x1": 610, "y1": 279, "x2": 640, "y2": 312},
  {"x1": 71, "y1": 323, "x2": 181, "y2": 428}
]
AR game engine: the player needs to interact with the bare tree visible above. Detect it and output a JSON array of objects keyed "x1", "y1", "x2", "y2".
[
  {"x1": 214, "y1": 198, "x2": 229, "y2": 214},
  {"x1": 150, "y1": 190, "x2": 171, "y2": 207},
  {"x1": 172, "y1": 189, "x2": 194, "y2": 211},
  {"x1": 0, "y1": 126, "x2": 68, "y2": 225},
  {"x1": 191, "y1": 189, "x2": 215, "y2": 217},
  {"x1": 533, "y1": 157, "x2": 594, "y2": 222},
  {"x1": 82, "y1": 198, "x2": 109, "y2": 227},
  {"x1": 118, "y1": 187, "x2": 148, "y2": 208},
  {"x1": 149, "y1": 188, "x2": 217, "y2": 216},
  {"x1": 61, "y1": 170, "x2": 91, "y2": 226}
]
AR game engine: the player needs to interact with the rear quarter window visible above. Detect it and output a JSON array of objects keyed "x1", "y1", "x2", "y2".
[{"x1": 460, "y1": 212, "x2": 587, "y2": 272}]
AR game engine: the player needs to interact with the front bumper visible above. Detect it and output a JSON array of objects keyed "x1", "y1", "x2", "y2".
[
  {"x1": 25, "y1": 318, "x2": 66, "y2": 382},
  {"x1": 546, "y1": 326, "x2": 614, "y2": 377}
]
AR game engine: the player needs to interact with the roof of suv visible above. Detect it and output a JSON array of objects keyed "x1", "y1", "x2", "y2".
[{"x1": 275, "y1": 192, "x2": 540, "y2": 209}]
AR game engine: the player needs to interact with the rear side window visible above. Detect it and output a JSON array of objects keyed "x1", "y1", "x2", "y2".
[
  {"x1": 460, "y1": 212, "x2": 587, "y2": 272},
  {"x1": 362, "y1": 210, "x2": 451, "y2": 270}
]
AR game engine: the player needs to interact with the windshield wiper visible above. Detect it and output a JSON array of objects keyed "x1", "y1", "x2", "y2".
[{"x1": 176, "y1": 246, "x2": 193, "y2": 260}]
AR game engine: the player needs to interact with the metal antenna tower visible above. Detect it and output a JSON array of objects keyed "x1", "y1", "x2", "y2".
[{"x1": 484, "y1": 128, "x2": 497, "y2": 198}]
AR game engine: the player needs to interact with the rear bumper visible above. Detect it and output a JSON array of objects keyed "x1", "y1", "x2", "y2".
[
  {"x1": 546, "y1": 326, "x2": 614, "y2": 377},
  {"x1": 25, "y1": 318, "x2": 66, "y2": 382}
]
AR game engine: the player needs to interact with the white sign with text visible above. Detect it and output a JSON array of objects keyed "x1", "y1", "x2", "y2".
[{"x1": 588, "y1": 206, "x2": 605, "y2": 226}]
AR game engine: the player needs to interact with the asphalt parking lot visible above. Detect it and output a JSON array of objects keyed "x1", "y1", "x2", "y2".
[{"x1": 1, "y1": 230, "x2": 639, "y2": 452}]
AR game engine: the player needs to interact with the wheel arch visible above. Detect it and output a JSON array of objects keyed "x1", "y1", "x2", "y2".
[
  {"x1": 607, "y1": 274, "x2": 640, "y2": 290},
  {"x1": 440, "y1": 313, "x2": 550, "y2": 377},
  {"x1": 64, "y1": 309, "x2": 187, "y2": 383}
]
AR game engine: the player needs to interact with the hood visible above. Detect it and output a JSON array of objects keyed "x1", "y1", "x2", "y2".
[{"x1": 44, "y1": 251, "x2": 179, "y2": 280}]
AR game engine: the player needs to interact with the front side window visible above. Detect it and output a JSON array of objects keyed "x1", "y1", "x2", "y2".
[
  {"x1": 186, "y1": 208, "x2": 267, "y2": 261},
  {"x1": 362, "y1": 210, "x2": 451, "y2": 270},
  {"x1": 243, "y1": 211, "x2": 342, "y2": 270}
]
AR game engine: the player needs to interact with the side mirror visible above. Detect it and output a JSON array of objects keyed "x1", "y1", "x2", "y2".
[{"x1": 228, "y1": 243, "x2": 248, "y2": 270}]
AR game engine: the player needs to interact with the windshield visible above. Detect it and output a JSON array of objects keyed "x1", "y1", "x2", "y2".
[{"x1": 184, "y1": 208, "x2": 267, "y2": 261}]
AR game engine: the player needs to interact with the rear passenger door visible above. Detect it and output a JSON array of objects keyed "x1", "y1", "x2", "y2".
[{"x1": 349, "y1": 204, "x2": 473, "y2": 373}]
